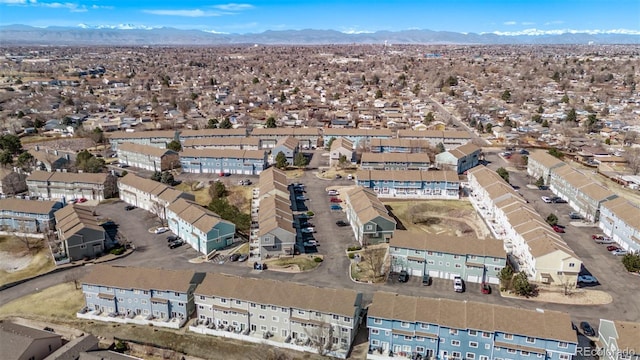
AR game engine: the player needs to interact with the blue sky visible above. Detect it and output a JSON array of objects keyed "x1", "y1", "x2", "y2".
[{"x1": 1, "y1": 0, "x2": 638, "y2": 35}]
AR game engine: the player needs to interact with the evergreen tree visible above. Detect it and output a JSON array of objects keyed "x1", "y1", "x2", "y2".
[
  {"x1": 265, "y1": 117, "x2": 277, "y2": 128},
  {"x1": 219, "y1": 118, "x2": 232, "y2": 129},
  {"x1": 293, "y1": 152, "x2": 308, "y2": 167},
  {"x1": 167, "y1": 140, "x2": 182, "y2": 152},
  {"x1": 275, "y1": 152, "x2": 288, "y2": 169}
]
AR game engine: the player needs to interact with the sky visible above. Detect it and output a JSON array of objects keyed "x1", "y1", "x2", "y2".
[{"x1": 0, "y1": 0, "x2": 639, "y2": 35}]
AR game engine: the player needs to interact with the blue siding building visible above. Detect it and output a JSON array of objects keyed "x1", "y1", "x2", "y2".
[
  {"x1": 356, "y1": 170, "x2": 459, "y2": 199},
  {"x1": 367, "y1": 292, "x2": 578, "y2": 360},
  {"x1": 180, "y1": 148, "x2": 268, "y2": 175},
  {"x1": 0, "y1": 198, "x2": 63, "y2": 232}
]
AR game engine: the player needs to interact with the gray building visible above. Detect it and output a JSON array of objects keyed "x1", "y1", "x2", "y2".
[
  {"x1": 271, "y1": 136, "x2": 300, "y2": 166},
  {"x1": 435, "y1": 143, "x2": 482, "y2": 174},
  {"x1": 0, "y1": 198, "x2": 63, "y2": 233},
  {"x1": 116, "y1": 143, "x2": 179, "y2": 172},
  {"x1": 54, "y1": 205, "x2": 107, "y2": 262},
  {"x1": 344, "y1": 187, "x2": 396, "y2": 245},
  {"x1": 0, "y1": 320, "x2": 63, "y2": 360}
]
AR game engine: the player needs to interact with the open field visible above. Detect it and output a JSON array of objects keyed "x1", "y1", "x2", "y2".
[
  {"x1": 175, "y1": 182, "x2": 211, "y2": 206},
  {"x1": 0, "y1": 283, "x2": 323, "y2": 360},
  {"x1": 384, "y1": 200, "x2": 491, "y2": 238},
  {"x1": 267, "y1": 255, "x2": 323, "y2": 272},
  {"x1": 0, "y1": 235, "x2": 54, "y2": 286},
  {"x1": 227, "y1": 185, "x2": 253, "y2": 213}
]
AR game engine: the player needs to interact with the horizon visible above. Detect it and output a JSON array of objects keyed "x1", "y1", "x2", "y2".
[{"x1": 0, "y1": 0, "x2": 639, "y2": 36}]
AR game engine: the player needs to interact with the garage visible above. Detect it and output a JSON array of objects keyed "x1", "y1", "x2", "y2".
[
  {"x1": 487, "y1": 276, "x2": 500, "y2": 284},
  {"x1": 411, "y1": 268, "x2": 423, "y2": 277},
  {"x1": 466, "y1": 275, "x2": 479, "y2": 283},
  {"x1": 428, "y1": 270, "x2": 439, "y2": 278}
]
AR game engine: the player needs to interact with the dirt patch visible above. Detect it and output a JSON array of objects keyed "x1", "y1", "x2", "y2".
[
  {"x1": 0, "y1": 282, "x2": 85, "y2": 320},
  {"x1": 350, "y1": 245, "x2": 388, "y2": 283},
  {"x1": 0, "y1": 236, "x2": 55, "y2": 286},
  {"x1": 267, "y1": 255, "x2": 323, "y2": 272},
  {"x1": 501, "y1": 288, "x2": 613, "y2": 305},
  {"x1": 0, "y1": 251, "x2": 33, "y2": 272},
  {"x1": 174, "y1": 183, "x2": 211, "y2": 206}
]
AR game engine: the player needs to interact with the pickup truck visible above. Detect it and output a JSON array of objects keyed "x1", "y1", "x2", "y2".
[{"x1": 592, "y1": 235, "x2": 615, "y2": 244}]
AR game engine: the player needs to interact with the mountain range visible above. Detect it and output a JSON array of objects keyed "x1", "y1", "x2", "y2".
[{"x1": 1, "y1": 25, "x2": 638, "y2": 46}]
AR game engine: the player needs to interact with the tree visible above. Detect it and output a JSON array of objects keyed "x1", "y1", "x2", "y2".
[
  {"x1": 501, "y1": 90, "x2": 511, "y2": 102},
  {"x1": 423, "y1": 112, "x2": 435, "y2": 125},
  {"x1": 535, "y1": 176, "x2": 545, "y2": 188},
  {"x1": 208, "y1": 198, "x2": 250, "y2": 231},
  {"x1": 279, "y1": 92, "x2": 286, "y2": 102},
  {"x1": 498, "y1": 265, "x2": 514, "y2": 291},
  {"x1": 16, "y1": 152, "x2": 34, "y2": 169},
  {"x1": 561, "y1": 94, "x2": 570, "y2": 103},
  {"x1": 209, "y1": 181, "x2": 228, "y2": 200},
  {"x1": 265, "y1": 117, "x2": 277, "y2": 128},
  {"x1": 151, "y1": 171, "x2": 162, "y2": 182},
  {"x1": 325, "y1": 137, "x2": 336, "y2": 150},
  {"x1": 206, "y1": 119, "x2": 219, "y2": 129},
  {"x1": 305, "y1": 321, "x2": 337, "y2": 356},
  {"x1": 75, "y1": 150, "x2": 105, "y2": 173},
  {"x1": 160, "y1": 171, "x2": 174, "y2": 185},
  {"x1": 584, "y1": 113, "x2": 598, "y2": 133},
  {"x1": 0, "y1": 150, "x2": 13, "y2": 167},
  {"x1": 622, "y1": 253, "x2": 640, "y2": 273},
  {"x1": 546, "y1": 213, "x2": 558, "y2": 226},
  {"x1": 537, "y1": 105, "x2": 544, "y2": 114},
  {"x1": 374, "y1": 89, "x2": 383, "y2": 99},
  {"x1": 485, "y1": 123, "x2": 493, "y2": 133},
  {"x1": 167, "y1": 140, "x2": 182, "y2": 152},
  {"x1": 338, "y1": 154, "x2": 348, "y2": 168},
  {"x1": 219, "y1": 118, "x2": 232, "y2": 129},
  {"x1": 496, "y1": 167, "x2": 509, "y2": 183},
  {"x1": 293, "y1": 152, "x2": 308, "y2": 167},
  {"x1": 0, "y1": 134, "x2": 22, "y2": 155},
  {"x1": 565, "y1": 108, "x2": 577, "y2": 123},
  {"x1": 446, "y1": 75, "x2": 458, "y2": 86},
  {"x1": 149, "y1": 202, "x2": 167, "y2": 227},
  {"x1": 435, "y1": 142, "x2": 446, "y2": 154},
  {"x1": 548, "y1": 148, "x2": 563, "y2": 158},
  {"x1": 89, "y1": 128, "x2": 104, "y2": 144},
  {"x1": 541, "y1": 119, "x2": 549, "y2": 127},
  {"x1": 275, "y1": 151, "x2": 288, "y2": 169},
  {"x1": 512, "y1": 272, "x2": 534, "y2": 297},
  {"x1": 361, "y1": 247, "x2": 386, "y2": 281},
  {"x1": 503, "y1": 117, "x2": 513, "y2": 128},
  {"x1": 532, "y1": 114, "x2": 542, "y2": 123}
]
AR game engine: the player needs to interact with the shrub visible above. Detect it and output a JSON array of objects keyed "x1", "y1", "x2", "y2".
[
  {"x1": 313, "y1": 257, "x2": 323, "y2": 263},
  {"x1": 348, "y1": 253, "x2": 355, "y2": 259},
  {"x1": 622, "y1": 253, "x2": 640, "y2": 272},
  {"x1": 306, "y1": 211, "x2": 315, "y2": 217},
  {"x1": 347, "y1": 246, "x2": 362, "y2": 252},
  {"x1": 110, "y1": 246, "x2": 126, "y2": 255}
]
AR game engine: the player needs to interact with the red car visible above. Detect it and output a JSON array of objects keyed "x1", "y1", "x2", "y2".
[
  {"x1": 607, "y1": 245, "x2": 620, "y2": 252},
  {"x1": 481, "y1": 283, "x2": 491, "y2": 294},
  {"x1": 78, "y1": 198, "x2": 87, "y2": 203},
  {"x1": 329, "y1": 197, "x2": 342, "y2": 203},
  {"x1": 552, "y1": 225, "x2": 565, "y2": 233}
]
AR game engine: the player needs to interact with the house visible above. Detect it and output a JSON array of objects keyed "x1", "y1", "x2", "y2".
[
  {"x1": 355, "y1": 170, "x2": 460, "y2": 199},
  {"x1": 0, "y1": 320, "x2": 63, "y2": 360},
  {"x1": 182, "y1": 136, "x2": 260, "y2": 150},
  {"x1": 190, "y1": 273, "x2": 363, "y2": 359},
  {"x1": 77, "y1": 349, "x2": 143, "y2": 360},
  {"x1": 527, "y1": 150, "x2": 566, "y2": 185},
  {"x1": 54, "y1": 205, "x2": 108, "y2": 262},
  {"x1": 26, "y1": 171, "x2": 117, "y2": 202},
  {"x1": 389, "y1": 231, "x2": 506, "y2": 284},
  {"x1": 435, "y1": 143, "x2": 481, "y2": 174},
  {"x1": 598, "y1": 197, "x2": 640, "y2": 253},
  {"x1": 271, "y1": 136, "x2": 300, "y2": 166},
  {"x1": 369, "y1": 138, "x2": 431, "y2": 154},
  {"x1": 360, "y1": 153, "x2": 431, "y2": 171},
  {"x1": 0, "y1": 168, "x2": 28, "y2": 195},
  {"x1": 179, "y1": 148, "x2": 268, "y2": 175},
  {"x1": 116, "y1": 143, "x2": 179, "y2": 172},
  {"x1": 597, "y1": 319, "x2": 640, "y2": 360},
  {"x1": 257, "y1": 166, "x2": 290, "y2": 200},
  {"x1": 78, "y1": 264, "x2": 200, "y2": 329},
  {"x1": 166, "y1": 198, "x2": 236, "y2": 256},
  {"x1": 329, "y1": 137, "x2": 355, "y2": 167},
  {"x1": 0, "y1": 198, "x2": 63, "y2": 233},
  {"x1": 367, "y1": 292, "x2": 578, "y2": 360},
  {"x1": 179, "y1": 128, "x2": 247, "y2": 142},
  {"x1": 344, "y1": 187, "x2": 396, "y2": 246},
  {"x1": 45, "y1": 333, "x2": 100, "y2": 360},
  {"x1": 118, "y1": 173, "x2": 194, "y2": 219}
]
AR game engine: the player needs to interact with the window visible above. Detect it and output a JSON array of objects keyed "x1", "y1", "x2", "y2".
[
  {"x1": 436, "y1": 252, "x2": 443, "y2": 257},
  {"x1": 453, "y1": 255, "x2": 460, "y2": 259},
  {"x1": 451, "y1": 351, "x2": 461, "y2": 359},
  {"x1": 404, "y1": 336, "x2": 412, "y2": 341},
  {"x1": 333, "y1": 315, "x2": 339, "y2": 320},
  {"x1": 469, "y1": 330, "x2": 477, "y2": 336},
  {"x1": 174, "y1": 292, "x2": 180, "y2": 297},
  {"x1": 250, "y1": 303, "x2": 256, "y2": 308},
  {"x1": 469, "y1": 341, "x2": 478, "y2": 348},
  {"x1": 416, "y1": 336, "x2": 424, "y2": 342},
  {"x1": 504, "y1": 334, "x2": 513, "y2": 340},
  {"x1": 526, "y1": 337, "x2": 535, "y2": 344},
  {"x1": 420, "y1": 323, "x2": 429, "y2": 329},
  {"x1": 559, "y1": 355, "x2": 570, "y2": 360},
  {"x1": 507, "y1": 349, "x2": 516, "y2": 354},
  {"x1": 373, "y1": 318, "x2": 382, "y2": 324},
  {"x1": 271, "y1": 305, "x2": 277, "y2": 310},
  {"x1": 261, "y1": 305, "x2": 266, "y2": 310},
  {"x1": 522, "y1": 351, "x2": 530, "y2": 356},
  {"x1": 220, "y1": 298, "x2": 227, "y2": 303},
  {"x1": 199, "y1": 295, "x2": 205, "y2": 300},
  {"x1": 569, "y1": 263, "x2": 575, "y2": 268},
  {"x1": 451, "y1": 340, "x2": 460, "y2": 346},
  {"x1": 282, "y1": 308, "x2": 288, "y2": 313},
  {"x1": 272, "y1": 316, "x2": 279, "y2": 322},
  {"x1": 297, "y1": 310, "x2": 305, "y2": 315},
  {"x1": 259, "y1": 315, "x2": 265, "y2": 320},
  {"x1": 198, "y1": 305, "x2": 204, "y2": 310},
  {"x1": 371, "y1": 339, "x2": 380, "y2": 346},
  {"x1": 455, "y1": 264, "x2": 462, "y2": 268},
  {"x1": 401, "y1": 322, "x2": 410, "y2": 328},
  {"x1": 482, "y1": 332, "x2": 491, "y2": 338},
  {"x1": 427, "y1": 260, "x2": 435, "y2": 265},
  {"x1": 558, "y1": 342, "x2": 568, "y2": 348},
  {"x1": 236, "y1": 300, "x2": 242, "y2": 305},
  {"x1": 466, "y1": 353, "x2": 475, "y2": 359},
  {"x1": 480, "y1": 356, "x2": 489, "y2": 360},
  {"x1": 371, "y1": 329, "x2": 379, "y2": 335},
  {"x1": 449, "y1": 329, "x2": 458, "y2": 335},
  {"x1": 344, "y1": 316, "x2": 350, "y2": 322},
  {"x1": 416, "y1": 346, "x2": 425, "y2": 353}
]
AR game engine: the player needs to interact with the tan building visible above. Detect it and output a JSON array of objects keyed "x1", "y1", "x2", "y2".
[{"x1": 116, "y1": 143, "x2": 179, "y2": 171}]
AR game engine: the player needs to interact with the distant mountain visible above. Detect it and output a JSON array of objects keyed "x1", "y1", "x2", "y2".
[{"x1": 0, "y1": 25, "x2": 638, "y2": 46}]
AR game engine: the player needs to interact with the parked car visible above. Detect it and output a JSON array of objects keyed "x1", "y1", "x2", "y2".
[
  {"x1": 301, "y1": 227, "x2": 316, "y2": 233},
  {"x1": 552, "y1": 225, "x2": 565, "y2": 233},
  {"x1": 519, "y1": 149, "x2": 529, "y2": 155},
  {"x1": 253, "y1": 262, "x2": 267, "y2": 270},
  {"x1": 398, "y1": 270, "x2": 409, "y2": 283},
  {"x1": 303, "y1": 240, "x2": 318, "y2": 247},
  {"x1": 327, "y1": 190, "x2": 339, "y2": 196},
  {"x1": 335, "y1": 220, "x2": 349, "y2": 227},
  {"x1": 611, "y1": 249, "x2": 628, "y2": 256},
  {"x1": 569, "y1": 212, "x2": 582, "y2": 219},
  {"x1": 77, "y1": 198, "x2": 87, "y2": 203},
  {"x1": 577, "y1": 275, "x2": 598, "y2": 284},
  {"x1": 580, "y1": 321, "x2": 596, "y2": 337},
  {"x1": 607, "y1": 245, "x2": 620, "y2": 252},
  {"x1": 155, "y1": 227, "x2": 169, "y2": 234},
  {"x1": 125, "y1": 205, "x2": 135, "y2": 211},
  {"x1": 347, "y1": 174, "x2": 353, "y2": 180},
  {"x1": 538, "y1": 185, "x2": 549, "y2": 190},
  {"x1": 481, "y1": 283, "x2": 491, "y2": 294},
  {"x1": 594, "y1": 237, "x2": 615, "y2": 244},
  {"x1": 329, "y1": 197, "x2": 342, "y2": 203},
  {"x1": 237, "y1": 253, "x2": 248, "y2": 262},
  {"x1": 334, "y1": 174, "x2": 342, "y2": 179},
  {"x1": 230, "y1": 253, "x2": 241, "y2": 262},
  {"x1": 551, "y1": 197, "x2": 567, "y2": 203},
  {"x1": 592, "y1": 234, "x2": 612, "y2": 241},
  {"x1": 296, "y1": 196, "x2": 308, "y2": 201},
  {"x1": 541, "y1": 196, "x2": 552, "y2": 203},
  {"x1": 166, "y1": 235, "x2": 179, "y2": 242},
  {"x1": 453, "y1": 276, "x2": 464, "y2": 292},
  {"x1": 168, "y1": 239, "x2": 184, "y2": 249},
  {"x1": 330, "y1": 205, "x2": 343, "y2": 211}
]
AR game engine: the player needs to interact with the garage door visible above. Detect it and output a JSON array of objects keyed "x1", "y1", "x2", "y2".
[
  {"x1": 428, "y1": 270, "x2": 439, "y2": 278},
  {"x1": 466, "y1": 275, "x2": 479, "y2": 283},
  {"x1": 411, "y1": 268, "x2": 422, "y2": 277},
  {"x1": 487, "y1": 276, "x2": 500, "y2": 285}
]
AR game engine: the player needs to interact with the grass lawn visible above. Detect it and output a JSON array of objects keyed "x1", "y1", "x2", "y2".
[
  {"x1": 349, "y1": 247, "x2": 387, "y2": 283},
  {"x1": 0, "y1": 282, "x2": 84, "y2": 320},
  {"x1": 227, "y1": 185, "x2": 253, "y2": 213},
  {"x1": 268, "y1": 255, "x2": 323, "y2": 271},
  {"x1": 175, "y1": 183, "x2": 211, "y2": 206},
  {"x1": 384, "y1": 200, "x2": 476, "y2": 234},
  {"x1": 284, "y1": 168, "x2": 304, "y2": 179},
  {"x1": 0, "y1": 236, "x2": 55, "y2": 286}
]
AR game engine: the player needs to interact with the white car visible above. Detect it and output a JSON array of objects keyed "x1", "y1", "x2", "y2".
[
  {"x1": 301, "y1": 227, "x2": 316, "y2": 233},
  {"x1": 611, "y1": 249, "x2": 628, "y2": 256},
  {"x1": 327, "y1": 190, "x2": 339, "y2": 196},
  {"x1": 541, "y1": 196, "x2": 552, "y2": 203},
  {"x1": 453, "y1": 276, "x2": 464, "y2": 293},
  {"x1": 155, "y1": 227, "x2": 169, "y2": 234}
]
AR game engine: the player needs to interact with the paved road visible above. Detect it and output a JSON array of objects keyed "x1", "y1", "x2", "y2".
[{"x1": 2, "y1": 150, "x2": 638, "y2": 330}]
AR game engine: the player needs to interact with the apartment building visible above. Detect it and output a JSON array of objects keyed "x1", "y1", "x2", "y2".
[
  {"x1": 166, "y1": 198, "x2": 235, "y2": 256},
  {"x1": 179, "y1": 128, "x2": 247, "y2": 142},
  {"x1": 26, "y1": 170, "x2": 117, "y2": 201},
  {"x1": 78, "y1": 265, "x2": 199, "y2": 329},
  {"x1": 182, "y1": 136, "x2": 260, "y2": 150},
  {"x1": 329, "y1": 137, "x2": 355, "y2": 167},
  {"x1": 367, "y1": 292, "x2": 577, "y2": 360},
  {"x1": 360, "y1": 153, "x2": 431, "y2": 171},
  {"x1": 598, "y1": 197, "x2": 640, "y2": 253},
  {"x1": 389, "y1": 231, "x2": 506, "y2": 284},
  {"x1": 118, "y1": 173, "x2": 194, "y2": 219},
  {"x1": 54, "y1": 205, "x2": 108, "y2": 261},
  {"x1": 434, "y1": 143, "x2": 482, "y2": 174},
  {"x1": 107, "y1": 130, "x2": 176, "y2": 151},
  {"x1": 369, "y1": 138, "x2": 431, "y2": 154},
  {"x1": 0, "y1": 198, "x2": 63, "y2": 233},
  {"x1": 191, "y1": 273, "x2": 363, "y2": 359},
  {"x1": 323, "y1": 128, "x2": 393, "y2": 148},
  {"x1": 0, "y1": 321, "x2": 63, "y2": 360},
  {"x1": 597, "y1": 319, "x2": 640, "y2": 360},
  {"x1": 527, "y1": 150, "x2": 566, "y2": 185},
  {"x1": 180, "y1": 148, "x2": 268, "y2": 175},
  {"x1": 116, "y1": 143, "x2": 179, "y2": 171},
  {"x1": 258, "y1": 194, "x2": 296, "y2": 259},
  {"x1": 396, "y1": 130, "x2": 471, "y2": 150},
  {"x1": 251, "y1": 127, "x2": 321, "y2": 149},
  {"x1": 355, "y1": 170, "x2": 460, "y2": 199},
  {"x1": 344, "y1": 187, "x2": 396, "y2": 246},
  {"x1": 271, "y1": 136, "x2": 300, "y2": 166}
]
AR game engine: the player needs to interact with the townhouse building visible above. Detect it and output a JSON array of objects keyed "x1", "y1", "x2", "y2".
[
  {"x1": 527, "y1": 150, "x2": 566, "y2": 185},
  {"x1": 180, "y1": 148, "x2": 268, "y2": 175},
  {"x1": 549, "y1": 166, "x2": 618, "y2": 222},
  {"x1": 0, "y1": 198, "x2": 63, "y2": 233},
  {"x1": 598, "y1": 197, "x2": 640, "y2": 253},
  {"x1": 271, "y1": 136, "x2": 300, "y2": 166},
  {"x1": 182, "y1": 137, "x2": 260, "y2": 150},
  {"x1": 369, "y1": 138, "x2": 432, "y2": 154},
  {"x1": 191, "y1": 273, "x2": 363, "y2": 359},
  {"x1": 118, "y1": 173, "x2": 194, "y2": 219},
  {"x1": 360, "y1": 153, "x2": 431, "y2": 171},
  {"x1": 54, "y1": 205, "x2": 108, "y2": 262},
  {"x1": 344, "y1": 187, "x2": 396, "y2": 246},
  {"x1": 29, "y1": 149, "x2": 72, "y2": 172},
  {"x1": 179, "y1": 128, "x2": 247, "y2": 143},
  {"x1": 597, "y1": 319, "x2": 640, "y2": 360},
  {"x1": 329, "y1": 137, "x2": 355, "y2": 167},
  {"x1": 323, "y1": 128, "x2": 393, "y2": 148},
  {"x1": 258, "y1": 194, "x2": 296, "y2": 259},
  {"x1": 0, "y1": 321, "x2": 63, "y2": 360},
  {"x1": 467, "y1": 166, "x2": 581, "y2": 286},
  {"x1": 355, "y1": 170, "x2": 460, "y2": 199},
  {"x1": 26, "y1": 170, "x2": 117, "y2": 201},
  {"x1": 107, "y1": 130, "x2": 176, "y2": 151},
  {"x1": 166, "y1": 198, "x2": 236, "y2": 256},
  {"x1": 116, "y1": 143, "x2": 179, "y2": 172},
  {"x1": 434, "y1": 143, "x2": 481, "y2": 174},
  {"x1": 0, "y1": 168, "x2": 27, "y2": 195},
  {"x1": 396, "y1": 130, "x2": 471, "y2": 150},
  {"x1": 367, "y1": 292, "x2": 578, "y2": 360},
  {"x1": 251, "y1": 127, "x2": 321, "y2": 149},
  {"x1": 389, "y1": 231, "x2": 505, "y2": 284},
  {"x1": 78, "y1": 265, "x2": 199, "y2": 329},
  {"x1": 257, "y1": 166, "x2": 291, "y2": 200}
]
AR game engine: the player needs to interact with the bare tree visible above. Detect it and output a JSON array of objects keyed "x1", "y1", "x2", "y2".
[
  {"x1": 148, "y1": 202, "x2": 167, "y2": 227},
  {"x1": 13, "y1": 223, "x2": 42, "y2": 253},
  {"x1": 361, "y1": 247, "x2": 387, "y2": 282},
  {"x1": 304, "y1": 321, "x2": 337, "y2": 356}
]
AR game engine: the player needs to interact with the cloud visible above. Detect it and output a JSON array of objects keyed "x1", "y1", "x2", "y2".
[
  {"x1": 503, "y1": 21, "x2": 517, "y2": 26},
  {"x1": 0, "y1": 0, "x2": 27, "y2": 4},
  {"x1": 213, "y1": 3, "x2": 253, "y2": 11},
  {"x1": 203, "y1": 29, "x2": 229, "y2": 34},
  {"x1": 486, "y1": 28, "x2": 640, "y2": 36},
  {"x1": 1, "y1": 0, "x2": 89, "y2": 12},
  {"x1": 521, "y1": 22, "x2": 535, "y2": 26},
  {"x1": 544, "y1": 20, "x2": 564, "y2": 26},
  {"x1": 143, "y1": 9, "x2": 226, "y2": 17},
  {"x1": 341, "y1": 29, "x2": 374, "y2": 34},
  {"x1": 91, "y1": 4, "x2": 113, "y2": 10}
]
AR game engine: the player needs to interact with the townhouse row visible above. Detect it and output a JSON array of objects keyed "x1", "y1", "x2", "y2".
[
  {"x1": 467, "y1": 165, "x2": 582, "y2": 286},
  {"x1": 0, "y1": 197, "x2": 63, "y2": 233},
  {"x1": 26, "y1": 170, "x2": 117, "y2": 202},
  {"x1": 355, "y1": 169, "x2": 460, "y2": 199},
  {"x1": 527, "y1": 150, "x2": 639, "y2": 253},
  {"x1": 77, "y1": 264, "x2": 583, "y2": 360},
  {"x1": 344, "y1": 187, "x2": 397, "y2": 246}
]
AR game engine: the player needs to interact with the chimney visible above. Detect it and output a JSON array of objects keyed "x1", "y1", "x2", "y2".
[
  {"x1": 53, "y1": 150, "x2": 59, "y2": 156},
  {"x1": 35, "y1": 145, "x2": 40, "y2": 151}
]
